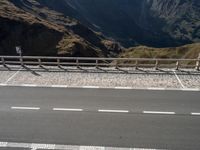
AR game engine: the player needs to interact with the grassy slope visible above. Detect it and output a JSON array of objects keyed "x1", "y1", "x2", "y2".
[{"x1": 120, "y1": 43, "x2": 200, "y2": 59}]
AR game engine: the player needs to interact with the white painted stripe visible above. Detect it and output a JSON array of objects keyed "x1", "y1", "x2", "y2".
[
  {"x1": 114, "y1": 87, "x2": 133, "y2": 89},
  {"x1": 173, "y1": 71, "x2": 185, "y2": 88},
  {"x1": 80, "y1": 146, "x2": 105, "y2": 150},
  {"x1": 191, "y1": 112, "x2": 200, "y2": 116},
  {"x1": 147, "y1": 87, "x2": 166, "y2": 90},
  {"x1": 4, "y1": 68, "x2": 22, "y2": 84},
  {"x1": 53, "y1": 108, "x2": 83, "y2": 112},
  {"x1": 143, "y1": 111, "x2": 175, "y2": 115},
  {"x1": 20, "y1": 84, "x2": 38, "y2": 87},
  {"x1": 0, "y1": 83, "x2": 7, "y2": 86},
  {"x1": 0, "y1": 142, "x2": 8, "y2": 147},
  {"x1": 182, "y1": 88, "x2": 200, "y2": 91},
  {"x1": 11, "y1": 107, "x2": 40, "y2": 110},
  {"x1": 7, "y1": 142, "x2": 30, "y2": 148},
  {"x1": 0, "y1": 141, "x2": 164, "y2": 150},
  {"x1": 51, "y1": 85, "x2": 68, "y2": 88},
  {"x1": 81, "y1": 86, "x2": 100, "y2": 89},
  {"x1": 98, "y1": 109, "x2": 129, "y2": 113},
  {"x1": 0, "y1": 83, "x2": 199, "y2": 92},
  {"x1": 31, "y1": 143, "x2": 55, "y2": 149}
]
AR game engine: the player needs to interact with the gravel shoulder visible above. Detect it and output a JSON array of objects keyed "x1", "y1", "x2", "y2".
[{"x1": 0, "y1": 65, "x2": 199, "y2": 89}]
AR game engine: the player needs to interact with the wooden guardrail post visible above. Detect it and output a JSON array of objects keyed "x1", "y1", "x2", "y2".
[
  {"x1": 38, "y1": 58, "x2": 42, "y2": 67},
  {"x1": 115, "y1": 60, "x2": 118, "y2": 69},
  {"x1": 76, "y1": 59, "x2": 79, "y2": 68},
  {"x1": 135, "y1": 60, "x2": 138, "y2": 70},
  {"x1": 1, "y1": 57, "x2": 5, "y2": 66},
  {"x1": 57, "y1": 58, "x2": 60, "y2": 67},
  {"x1": 155, "y1": 60, "x2": 159, "y2": 70},
  {"x1": 95, "y1": 59, "x2": 99, "y2": 68},
  {"x1": 196, "y1": 53, "x2": 200, "y2": 71},
  {"x1": 175, "y1": 61, "x2": 179, "y2": 70},
  {"x1": 20, "y1": 56, "x2": 24, "y2": 66}
]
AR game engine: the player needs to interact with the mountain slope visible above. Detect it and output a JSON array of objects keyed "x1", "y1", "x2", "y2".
[
  {"x1": 40, "y1": 0, "x2": 200, "y2": 48},
  {"x1": 0, "y1": 0, "x2": 199, "y2": 57},
  {"x1": 0, "y1": 0, "x2": 121, "y2": 56}
]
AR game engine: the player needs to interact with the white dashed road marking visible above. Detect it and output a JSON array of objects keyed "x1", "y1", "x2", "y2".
[
  {"x1": 191, "y1": 112, "x2": 200, "y2": 116},
  {"x1": 8, "y1": 107, "x2": 200, "y2": 116},
  {"x1": 53, "y1": 108, "x2": 83, "y2": 112},
  {"x1": 173, "y1": 71, "x2": 185, "y2": 88},
  {"x1": 11, "y1": 107, "x2": 40, "y2": 110},
  {"x1": 143, "y1": 111, "x2": 175, "y2": 115},
  {"x1": 98, "y1": 109, "x2": 129, "y2": 113}
]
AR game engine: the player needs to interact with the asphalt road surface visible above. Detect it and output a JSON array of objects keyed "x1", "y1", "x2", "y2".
[{"x1": 0, "y1": 86, "x2": 200, "y2": 150}]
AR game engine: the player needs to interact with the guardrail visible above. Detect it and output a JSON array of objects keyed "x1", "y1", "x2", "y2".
[{"x1": 0, "y1": 56, "x2": 200, "y2": 71}]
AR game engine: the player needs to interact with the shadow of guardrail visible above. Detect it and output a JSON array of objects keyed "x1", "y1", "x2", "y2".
[{"x1": 0, "y1": 64, "x2": 200, "y2": 76}]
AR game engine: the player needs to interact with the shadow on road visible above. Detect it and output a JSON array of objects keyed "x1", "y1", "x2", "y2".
[{"x1": 0, "y1": 64, "x2": 200, "y2": 76}]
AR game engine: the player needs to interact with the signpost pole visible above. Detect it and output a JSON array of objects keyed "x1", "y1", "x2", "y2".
[{"x1": 16, "y1": 46, "x2": 23, "y2": 66}]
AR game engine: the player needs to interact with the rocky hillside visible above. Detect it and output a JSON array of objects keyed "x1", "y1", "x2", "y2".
[
  {"x1": 42, "y1": 0, "x2": 200, "y2": 48},
  {"x1": 0, "y1": 0, "x2": 121, "y2": 56},
  {"x1": 0, "y1": 0, "x2": 199, "y2": 57},
  {"x1": 148, "y1": 0, "x2": 200, "y2": 46}
]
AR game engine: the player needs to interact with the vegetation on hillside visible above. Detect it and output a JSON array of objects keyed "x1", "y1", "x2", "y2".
[
  {"x1": 120, "y1": 43, "x2": 200, "y2": 59},
  {"x1": 0, "y1": 0, "x2": 120, "y2": 57}
]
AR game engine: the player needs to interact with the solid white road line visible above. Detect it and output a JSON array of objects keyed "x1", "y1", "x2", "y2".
[
  {"x1": 0, "y1": 141, "x2": 164, "y2": 150},
  {"x1": 53, "y1": 108, "x2": 83, "y2": 112},
  {"x1": 173, "y1": 71, "x2": 185, "y2": 88},
  {"x1": 147, "y1": 87, "x2": 166, "y2": 90},
  {"x1": 182, "y1": 88, "x2": 200, "y2": 91},
  {"x1": 31, "y1": 143, "x2": 56, "y2": 149},
  {"x1": 0, "y1": 83, "x2": 200, "y2": 91},
  {"x1": 81, "y1": 86, "x2": 100, "y2": 89},
  {"x1": 20, "y1": 84, "x2": 38, "y2": 87},
  {"x1": 114, "y1": 87, "x2": 133, "y2": 89},
  {"x1": 191, "y1": 112, "x2": 200, "y2": 116},
  {"x1": 98, "y1": 109, "x2": 129, "y2": 113},
  {"x1": 51, "y1": 85, "x2": 68, "y2": 88},
  {"x1": 8, "y1": 142, "x2": 30, "y2": 148},
  {"x1": 0, "y1": 83, "x2": 7, "y2": 86},
  {"x1": 11, "y1": 107, "x2": 40, "y2": 110},
  {"x1": 4, "y1": 68, "x2": 22, "y2": 84},
  {"x1": 143, "y1": 111, "x2": 175, "y2": 115},
  {"x1": 0, "y1": 142, "x2": 8, "y2": 147}
]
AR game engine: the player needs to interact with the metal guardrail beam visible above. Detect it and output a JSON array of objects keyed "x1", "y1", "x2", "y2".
[
  {"x1": 0, "y1": 55, "x2": 199, "y2": 70},
  {"x1": 0, "y1": 56, "x2": 198, "y2": 61}
]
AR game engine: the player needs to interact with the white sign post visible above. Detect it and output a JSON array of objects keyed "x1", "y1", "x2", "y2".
[
  {"x1": 16, "y1": 46, "x2": 22, "y2": 56},
  {"x1": 16, "y1": 46, "x2": 23, "y2": 66}
]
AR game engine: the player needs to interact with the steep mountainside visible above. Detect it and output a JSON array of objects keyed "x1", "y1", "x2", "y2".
[
  {"x1": 0, "y1": 0, "x2": 199, "y2": 57},
  {"x1": 0, "y1": 0, "x2": 121, "y2": 56},
  {"x1": 149, "y1": 0, "x2": 200, "y2": 46},
  {"x1": 40, "y1": 0, "x2": 200, "y2": 48}
]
